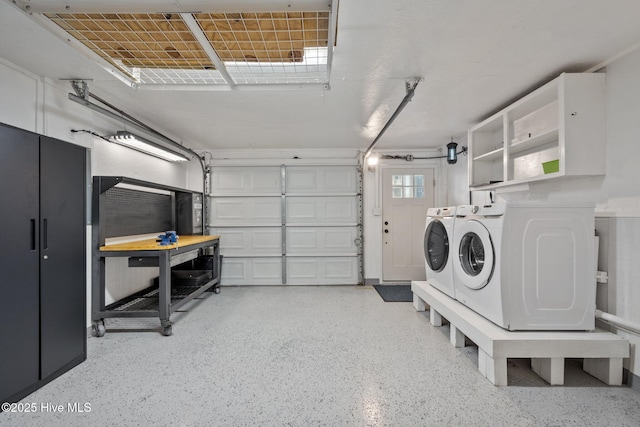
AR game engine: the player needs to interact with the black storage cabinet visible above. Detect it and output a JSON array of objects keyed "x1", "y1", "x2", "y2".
[{"x1": 0, "y1": 123, "x2": 87, "y2": 405}]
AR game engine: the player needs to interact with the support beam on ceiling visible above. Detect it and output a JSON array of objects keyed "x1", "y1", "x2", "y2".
[
  {"x1": 364, "y1": 77, "x2": 422, "y2": 159},
  {"x1": 326, "y1": 1, "x2": 338, "y2": 86},
  {"x1": 12, "y1": 1, "x2": 332, "y2": 14},
  {"x1": 180, "y1": 13, "x2": 236, "y2": 87}
]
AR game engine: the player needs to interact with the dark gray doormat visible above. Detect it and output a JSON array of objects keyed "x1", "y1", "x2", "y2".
[{"x1": 373, "y1": 284, "x2": 413, "y2": 302}]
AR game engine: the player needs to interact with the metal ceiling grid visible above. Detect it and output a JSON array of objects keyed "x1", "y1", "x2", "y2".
[
  {"x1": 42, "y1": 10, "x2": 333, "y2": 87},
  {"x1": 44, "y1": 13, "x2": 214, "y2": 71},
  {"x1": 196, "y1": 11, "x2": 329, "y2": 85},
  {"x1": 137, "y1": 68, "x2": 227, "y2": 85},
  {"x1": 195, "y1": 12, "x2": 329, "y2": 63}
]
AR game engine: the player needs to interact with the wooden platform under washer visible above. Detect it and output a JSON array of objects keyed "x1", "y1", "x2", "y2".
[{"x1": 411, "y1": 281, "x2": 629, "y2": 386}]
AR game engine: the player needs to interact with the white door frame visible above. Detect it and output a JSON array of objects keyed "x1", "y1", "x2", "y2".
[{"x1": 364, "y1": 159, "x2": 446, "y2": 284}]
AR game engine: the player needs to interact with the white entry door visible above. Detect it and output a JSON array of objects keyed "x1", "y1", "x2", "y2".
[{"x1": 382, "y1": 167, "x2": 435, "y2": 281}]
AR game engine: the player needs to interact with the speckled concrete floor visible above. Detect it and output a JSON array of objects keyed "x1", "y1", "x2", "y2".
[{"x1": 2, "y1": 285, "x2": 640, "y2": 426}]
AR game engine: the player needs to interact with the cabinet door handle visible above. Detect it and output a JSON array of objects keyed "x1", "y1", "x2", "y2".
[
  {"x1": 43, "y1": 218, "x2": 48, "y2": 249},
  {"x1": 30, "y1": 219, "x2": 36, "y2": 250}
]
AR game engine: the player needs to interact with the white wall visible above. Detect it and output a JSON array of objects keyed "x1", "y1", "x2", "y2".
[
  {"x1": 0, "y1": 59, "x2": 40, "y2": 131},
  {"x1": 447, "y1": 48, "x2": 640, "y2": 379},
  {"x1": 0, "y1": 58, "x2": 200, "y2": 325}
]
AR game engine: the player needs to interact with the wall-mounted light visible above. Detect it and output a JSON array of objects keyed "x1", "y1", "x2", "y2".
[
  {"x1": 447, "y1": 141, "x2": 458, "y2": 164},
  {"x1": 108, "y1": 131, "x2": 190, "y2": 162},
  {"x1": 367, "y1": 154, "x2": 379, "y2": 172}
]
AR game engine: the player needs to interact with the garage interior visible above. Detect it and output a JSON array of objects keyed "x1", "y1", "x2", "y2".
[{"x1": 1, "y1": 1, "x2": 640, "y2": 425}]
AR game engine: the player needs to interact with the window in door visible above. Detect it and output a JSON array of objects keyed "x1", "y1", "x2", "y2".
[{"x1": 392, "y1": 174, "x2": 425, "y2": 198}]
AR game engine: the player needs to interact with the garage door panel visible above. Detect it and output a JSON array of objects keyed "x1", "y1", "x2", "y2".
[
  {"x1": 211, "y1": 164, "x2": 360, "y2": 286},
  {"x1": 286, "y1": 198, "x2": 315, "y2": 220},
  {"x1": 287, "y1": 259, "x2": 316, "y2": 279},
  {"x1": 286, "y1": 227, "x2": 357, "y2": 254},
  {"x1": 211, "y1": 167, "x2": 281, "y2": 195},
  {"x1": 210, "y1": 227, "x2": 281, "y2": 255},
  {"x1": 222, "y1": 257, "x2": 282, "y2": 285},
  {"x1": 210, "y1": 197, "x2": 281, "y2": 225},
  {"x1": 286, "y1": 257, "x2": 358, "y2": 285},
  {"x1": 286, "y1": 197, "x2": 357, "y2": 224},
  {"x1": 324, "y1": 199, "x2": 356, "y2": 221},
  {"x1": 286, "y1": 166, "x2": 357, "y2": 194}
]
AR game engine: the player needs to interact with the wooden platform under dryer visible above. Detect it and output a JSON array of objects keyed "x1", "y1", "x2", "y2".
[{"x1": 411, "y1": 281, "x2": 629, "y2": 386}]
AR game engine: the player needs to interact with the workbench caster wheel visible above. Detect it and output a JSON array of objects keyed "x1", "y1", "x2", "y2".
[
  {"x1": 161, "y1": 320, "x2": 173, "y2": 336},
  {"x1": 213, "y1": 286, "x2": 221, "y2": 294},
  {"x1": 92, "y1": 321, "x2": 105, "y2": 338}
]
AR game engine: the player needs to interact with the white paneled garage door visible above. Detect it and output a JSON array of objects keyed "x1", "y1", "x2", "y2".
[{"x1": 209, "y1": 165, "x2": 361, "y2": 285}]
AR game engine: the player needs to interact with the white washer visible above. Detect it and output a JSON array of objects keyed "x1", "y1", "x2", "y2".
[
  {"x1": 452, "y1": 202, "x2": 595, "y2": 331},
  {"x1": 424, "y1": 206, "x2": 457, "y2": 298}
]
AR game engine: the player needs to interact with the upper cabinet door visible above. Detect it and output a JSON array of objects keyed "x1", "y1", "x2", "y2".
[
  {"x1": 0, "y1": 124, "x2": 40, "y2": 402},
  {"x1": 39, "y1": 136, "x2": 87, "y2": 379}
]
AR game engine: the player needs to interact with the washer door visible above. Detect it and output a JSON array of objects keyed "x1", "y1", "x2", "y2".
[
  {"x1": 456, "y1": 220, "x2": 495, "y2": 290},
  {"x1": 424, "y1": 219, "x2": 449, "y2": 272}
]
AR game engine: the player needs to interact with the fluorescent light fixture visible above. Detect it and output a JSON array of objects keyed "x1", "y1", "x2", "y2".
[{"x1": 108, "y1": 131, "x2": 189, "y2": 162}]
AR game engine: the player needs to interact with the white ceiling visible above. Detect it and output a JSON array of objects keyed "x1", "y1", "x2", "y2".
[{"x1": 2, "y1": 0, "x2": 640, "y2": 153}]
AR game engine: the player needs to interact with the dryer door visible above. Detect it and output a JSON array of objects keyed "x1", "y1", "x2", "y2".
[
  {"x1": 455, "y1": 220, "x2": 494, "y2": 290},
  {"x1": 424, "y1": 219, "x2": 449, "y2": 272}
]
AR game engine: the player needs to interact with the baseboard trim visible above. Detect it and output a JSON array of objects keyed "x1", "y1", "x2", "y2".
[{"x1": 624, "y1": 368, "x2": 640, "y2": 391}]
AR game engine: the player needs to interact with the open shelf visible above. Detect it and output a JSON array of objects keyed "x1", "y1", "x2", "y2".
[
  {"x1": 468, "y1": 73, "x2": 606, "y2": 191},
  {"x1": 106, "y1": 282, "x2": 215, "y2": 314},
  {"x1": 473, "y1": 147, "x2": 504, "y2": 161},
  {"x1": 510, "y1": 127, "x2": 558, "y2": 155}
]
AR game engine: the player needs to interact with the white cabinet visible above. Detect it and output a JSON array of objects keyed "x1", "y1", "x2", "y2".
[{"x1": 469, "y1": 73, "x2": 606, "y2": 190}]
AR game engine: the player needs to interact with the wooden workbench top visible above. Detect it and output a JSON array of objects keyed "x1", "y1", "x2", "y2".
[{"x1": 100, "y1": 235, "x2": 220, "y2": 252}]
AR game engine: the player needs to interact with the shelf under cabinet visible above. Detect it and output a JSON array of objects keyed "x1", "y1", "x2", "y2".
[
  {"x1": 470, "y1": 171, "x2": 562, "y2": 191},
  {"x1": 509, "y1": 127, "x2": 558, "y2": 155},
  {"x1": 473, "y1": 147, "x2": 504, "y2": 161}
]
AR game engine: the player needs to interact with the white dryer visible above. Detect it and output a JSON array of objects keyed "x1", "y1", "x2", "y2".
[
  {"x1": 452, "y1": 202, "x2": 595, "y2": 331},
  {"x1": 424, "y1": 206, "x2": 457, "y2": 298}
]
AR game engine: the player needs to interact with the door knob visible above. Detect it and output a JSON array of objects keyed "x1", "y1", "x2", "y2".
[
  {"x1": 384, "y1": 221, "x2": 389, "y2": 225},
  {"x1": 384, "y1": 229, "x2": 389, "y2": 233}
]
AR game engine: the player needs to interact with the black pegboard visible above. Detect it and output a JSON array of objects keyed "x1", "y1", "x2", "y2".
[{"x1": 103, "y1": 187, "x2": 172, "y2": 237}]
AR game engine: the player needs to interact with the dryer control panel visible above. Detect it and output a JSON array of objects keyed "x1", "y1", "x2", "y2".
[{"x1": 457, "y1": 202, "x2": 506, "y2": 217}]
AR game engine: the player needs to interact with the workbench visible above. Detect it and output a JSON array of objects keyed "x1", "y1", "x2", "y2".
[{"x1": 92, "y1": 235, "x2": 221, "y2": 337}]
